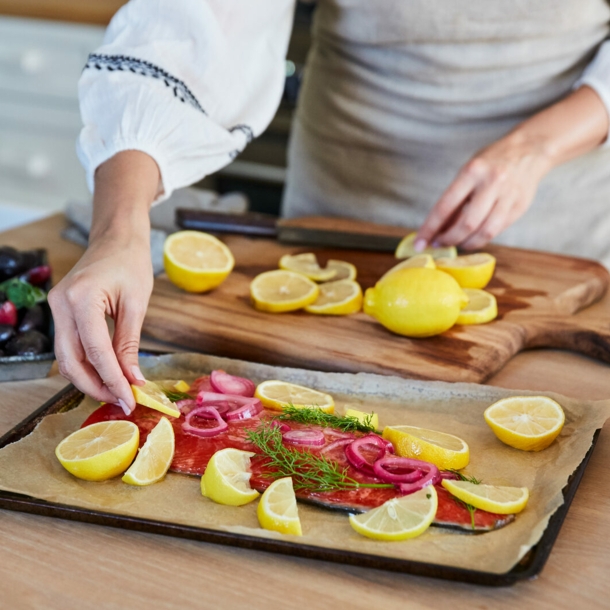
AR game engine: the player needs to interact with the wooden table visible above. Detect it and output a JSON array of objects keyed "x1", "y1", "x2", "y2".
[
  {"x1": 1, "y1": 214, "x2": 609, "y2": 609},
  {"x1": 0, "y1": 0, "x2": 125, "y2": 25}
]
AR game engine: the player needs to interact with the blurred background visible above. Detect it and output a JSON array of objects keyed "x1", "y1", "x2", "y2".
[{"x1": 0, "y1": 0, "x2": 314, "y2": 232}]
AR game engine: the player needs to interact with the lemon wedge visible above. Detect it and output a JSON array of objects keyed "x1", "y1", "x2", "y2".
[
  {"x1": 484, "y1": 396, "x2": 565, "y2": 451},
  {"x1": 279, "y1": 253, "x2": 337, "y2": 282},
  {"x1": 456, "y1": 288, "x2": 498, "y2": 325},
  {"x1": 201, "y1": 448, "x2": 260, "y2": 506},
  {"x1": 131, "y1": 380, "x2": 181, "y2": 418},
  {"x1": 326, "y1": 260, "x2": 357, "y2": 281},
  {"x1": 250, "y1": 269, "x2": 319, "y2": 313},
  {"x1": 55, "y1": 421, "x2": 139, "y2": 481},
  {"x1": 395, "y1": 232, "x2": 457, "y2": 260},
  {"x1": 155, "y1": 379, "x2": 191, "y2": 394},
  {"x1": 255, "y1": 380, "x2": 334, "y2": 413},
  {"x1": 364, "y1": 268, "x2": 468, "y2": 337},
  {"x1": 442, "y1": 480, "x2": 529, "y2": 514},
  {"x1": 304, "y1": 279, "x2": 363, "y2": 315},
  {"x1": 379, "y1": 254, "x2": 435, "y2": 283},
  {"x1": 349, "y1": 486, "x2": 438, "y2": 541},
  {"x1": 435, "y1": 253, "x2": 496, "y2": 289},
  {"x1": 382, "y1": 425, "x2": 469, "y2": 470},
  {"x1": 344, "y1": 408, "x2": 379, "y2": 429},
  {"x1": 163, "y1": 230, "x2": 235, "y2": 293},
  {"x1": 122, "y1": 417, "x2": 175, "y2": 486},
  {"x1": 257, "y1": 477, "x2": 302, "y2": 536}
]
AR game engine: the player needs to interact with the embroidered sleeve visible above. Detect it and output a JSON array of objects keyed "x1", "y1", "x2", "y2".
[{"x1": 77, "y1": 0, "x2": 295, "y2": 201}]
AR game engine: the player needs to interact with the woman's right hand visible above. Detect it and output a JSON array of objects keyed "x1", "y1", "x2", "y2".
[{"x1": 48, "y1": 151, "x2": 160, "y2": 414}]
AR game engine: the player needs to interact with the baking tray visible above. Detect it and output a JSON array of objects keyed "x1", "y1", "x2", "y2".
[{"x1": 0, "y1": 384, "x2": 600, "y2": 587}]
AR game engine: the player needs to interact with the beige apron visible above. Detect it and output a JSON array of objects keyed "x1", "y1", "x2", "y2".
[{"x1": 282, "y1": 0, "x2": 610, "y2": 265}]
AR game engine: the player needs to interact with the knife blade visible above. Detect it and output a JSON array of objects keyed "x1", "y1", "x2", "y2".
[{"x1": 175, "y1": 209, "x2": 405, "y2": 252}]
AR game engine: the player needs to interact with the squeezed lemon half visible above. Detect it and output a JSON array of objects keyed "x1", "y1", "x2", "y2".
[
  {"x1": 456, "y1": 288, "x2": 498, "y2": 325},
  {"x1": 201, "y1": 448, "x2": 260, "y2": 506},
  {"x1": 163, "y1": 230, "x2": 234, "y2": 293}
]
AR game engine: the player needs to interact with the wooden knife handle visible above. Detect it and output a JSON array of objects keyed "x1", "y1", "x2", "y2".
[{"x1": 176, "y1": 209, "x2": 278, "y2": 237}]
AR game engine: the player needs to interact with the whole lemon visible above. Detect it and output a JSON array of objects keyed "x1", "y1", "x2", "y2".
[{"x1": 364, "y1": 268, "x2": 467, "y2": 337}]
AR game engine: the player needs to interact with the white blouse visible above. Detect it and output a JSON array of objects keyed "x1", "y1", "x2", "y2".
[{"x1": 77, "y1": 0, "x2": 610, "y2": 202}]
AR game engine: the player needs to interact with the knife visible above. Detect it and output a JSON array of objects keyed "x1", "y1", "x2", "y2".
[{"x1": 176, "y1": 209, "x2": 408, "y2": 252}]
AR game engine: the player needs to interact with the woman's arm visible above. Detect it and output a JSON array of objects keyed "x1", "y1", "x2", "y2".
[
  {"x1": 415, "y1": 85, "x2": 610, "y2": 251},
  {"x1": 49, "y1": 152, "x2": 158, "y2": 413}
]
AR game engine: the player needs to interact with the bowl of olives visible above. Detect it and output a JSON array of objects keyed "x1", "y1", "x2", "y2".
[{"x1": 0, "y1": 246, "x2": 55, "y2": 381}]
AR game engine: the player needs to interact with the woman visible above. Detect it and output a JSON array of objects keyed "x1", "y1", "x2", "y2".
[{"x1": 49, "y1": 0, "x2": 610, "y2": 413}]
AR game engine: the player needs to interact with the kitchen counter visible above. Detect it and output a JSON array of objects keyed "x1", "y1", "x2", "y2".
[
  {"x1": 0, "y1": 0, "x2": 125, "y2": 24},
  {"x1": 1, "y1": 214, "x2": 609, "y2": 608}
]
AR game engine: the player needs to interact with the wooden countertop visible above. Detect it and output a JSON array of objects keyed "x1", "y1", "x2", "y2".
[
  {"x1": 0, "y1": 0, "x2": 125, "y2": 25},
  {"x1": 1, "y1": 214, "x2": 609, "y2": 608}
]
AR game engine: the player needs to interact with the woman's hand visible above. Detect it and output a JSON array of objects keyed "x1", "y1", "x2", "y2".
[
  {"x1": 415, "y1": 85, "x2": 610, "y2": 251},
  {"x1": 49, "y1": 151, "x2": 160, "y2": 414}
]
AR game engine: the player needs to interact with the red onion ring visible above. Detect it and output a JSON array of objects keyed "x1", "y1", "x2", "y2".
[
  {"x1": 319, "y1": 437, "x2": 353, "y2": 455},
  {"x1": 282, "y1": 429, "x2": 326, "y2": 447},
  {"x1": 345, "y1": 434, "x2": 394, "y2": 474},
  {"x1": 270, "y1": 420, "x2": 291, "y2": 433},
  {"x1": 189, "y1": 375, "x2": 213, "y2": 394},
  {"x1": 372, "y1": 456, "x2": 432, "y2": 484},
  {"x1": 176, "y1": 398, "x2": 198, "y2": 415},
  {"x1": 210, "y1": 370, "x2": 256, "y2": 397},
  {"x1": 197, "y1": 391, "x2": 262, "y2": 421},
  {"x1": 182, "y1": 406, "x2": 228, "y2": 438},
  {"x1": 225, "y1": 398, "x2": 263, "y2": 421},
  {"x1": 440, "y1": 471, "x2": 460, "y2": 481}
]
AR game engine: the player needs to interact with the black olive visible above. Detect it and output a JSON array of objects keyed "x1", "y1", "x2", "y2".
[
  {"x1": 0, "y1": 246, "x2": 25, "y2": 281},
  {"x1": 18, "y1": 305, "x2": 46, "y2": 333},
  {"x1": 0, "y1": 324, "x2": 16, "y2": 345},
  {"x1": 19, "y1": 249, "x2": 45, "y2": 271},
  {"x1": 5, "y1": 330, "x2": 50, "y2": 356}
]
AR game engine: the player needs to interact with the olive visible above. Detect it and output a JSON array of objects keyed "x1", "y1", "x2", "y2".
[
  {"x1": 18, "y1": 305, "x2": 46, "y2": 333},
  {"x1": 0, "y1": 246, "x2": 24, "y2": 281},
  {"x1": 0, "y1": 324, "x2": 16, "y2": 345},
  {"x1": 5, "y1": 330, "x2": 50, "y2": 356},
  {"x1": 19, "y1": 249, "x2": 45, "y2": 271}
]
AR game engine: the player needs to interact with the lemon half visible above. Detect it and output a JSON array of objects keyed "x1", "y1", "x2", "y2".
[
  {"x1": 456, "y1": 289, "x2": 498, "y2": 325},
  {"x1": 255, "y1": 380, "x2": 334, "y2": 413},
  {"x1": 201, "y1": 448, "x2": 260, "y2": 506},
  {"x1": 304, "y1": 279, "x2": 363, "y2": 315},
  {"x1": 250, "y1": 270, "x2": 319, "y2": 313},
  {"x1": 436, "y1": 253, "x2": 496, "y2": 289}
]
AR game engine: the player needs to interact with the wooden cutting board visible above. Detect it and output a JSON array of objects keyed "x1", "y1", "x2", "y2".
[{"x1": 142, "y1": 218, "x2": 610, "y2": 383}]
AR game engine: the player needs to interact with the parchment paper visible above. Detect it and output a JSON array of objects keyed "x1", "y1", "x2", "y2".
[{"x1": 1, "y1": 353, "x2": 609, "y2": 575}]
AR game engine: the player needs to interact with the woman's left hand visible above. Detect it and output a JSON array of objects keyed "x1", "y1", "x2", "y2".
[{"x1": 415, "y1": 134, "x2": 552, "y2": 251}]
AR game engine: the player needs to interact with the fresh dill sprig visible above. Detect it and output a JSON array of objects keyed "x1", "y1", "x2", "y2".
[
  {"x1": 246, "y1": 423, "x2": 393, "y2": 492},
  {"x1": 163, "y1": 390, "x2": 192, "y2": 403},
  {"x1": 446, "y1": 470, "x2": 481, "y2": 529},
  {"x1": 277, "y1": 405, "x2": 378, "y2": 434}
]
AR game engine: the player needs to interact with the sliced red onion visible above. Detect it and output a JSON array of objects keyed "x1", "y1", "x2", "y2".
[
  {"x1": 176, "y1": 398, "x2": 198, "y2": 415},
  {"x1": 210, "y1": 370, "x2": 256, "y2": 397},
  {"x1": 225, "y1": 398, "x2": 263, "y2": 422},
  {"x1": 323, "y1": 428, "x2": 354, "y2": 440},
  {"x1": 270, "y1": 420, "x2": 291, "y2": 433},
  {"x1": 397, "y1": 469, "x2": 441, "y2": 495},
  {"x1": 319, "y1": 437, "x2": 353, "y2": 456},
  {"x1": 440, "y1": 471, "x2": 460, "y2": 481},
  {"x1": 282, "y1": 429, "x2": 326, "y2": 447},
  {"x1": 372, "y1": 456, "x2": 432, "y2": 484},
  {"x1": 183, "y1": 406, "x2": 228, "y2": 438},
  {"x1": 345, "y1": 434, "x2": 393, "y2": 474},
  {"x1": 189, "y1": 375, "x2": 213, "y2": 394}
]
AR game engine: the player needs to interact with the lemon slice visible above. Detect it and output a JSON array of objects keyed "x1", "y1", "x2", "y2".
[
  {"x1": 122, "y1": 417, "x2": 175, "y2": 486},
  {"x1": 378, "y1": 254, "x2": 435, "y2": 283},
  {"x1": 435, "y1": 253, "x2": 496, "y2": 289},
  {"x1": 326, "y1": 260, "x2": 357, "y2": 281},
  {"x1": 279, "y1": 253, "x2": 337, "y2": 282},
  {"x1": 344, "y1": 408, "x2": 379, "y2": 429},
  {"x1": 155, "y1": 379, "x2": 191, "y2": 394},
  {"x1": 395, "y1": 232, "x2": 457, "y2": 260},
  {"x1": 304, "y1": 279, "x2": 363, "y2": 315},
  {"x1": 456, "y1": 288, "x2": 498, "y2": 325},
  {"x1": 163, "y1": 230, "x2": 235, "y2": 293},
  {"x1": 131, "y1": 380, "x2": 181, "y2": 418},
  {"x1": 484, "y1": 396, "x2": 565, "y2": 451},
  {"x1": 255, "y1": 380, "x2": 335, "y2": 413},
  {"x1": 55, "y1": 421, "x2": 139, "y2": 481},
  {"x1": 349, "y1": 486, "x2": 438, "y2": 541},
  {"x1": 257, "y1": 477, "x2": 302, "y2": 536},
  {"x1": 250, "y1": 270, "x2": 319, "y2": 313},
  {"x1": 442, "y1": 480, "x2": 529, "y2": 514},
  {"x1": 382, "y1": 425, "x2": 469, "y2": 470},
  {"x1": 201, "y1": 448, "x2": 260, "y2": 506}
]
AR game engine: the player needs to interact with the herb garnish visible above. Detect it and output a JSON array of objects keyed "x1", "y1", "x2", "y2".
[
  {"x1": 446, "y1": 470, "x2": 481, "y2": 530},
  {"x1": 246, "y1": 423, "x2": 393, "y2": 492},
  {"x1": 0, "y1": 278, "x2": 46, "y2": 309},
  {"x1": 163, "y1": 390, "x2": 192, "y2": 403},
  {"x1": 277, "y1": 405, "x2": 378, "y2": 434}
]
